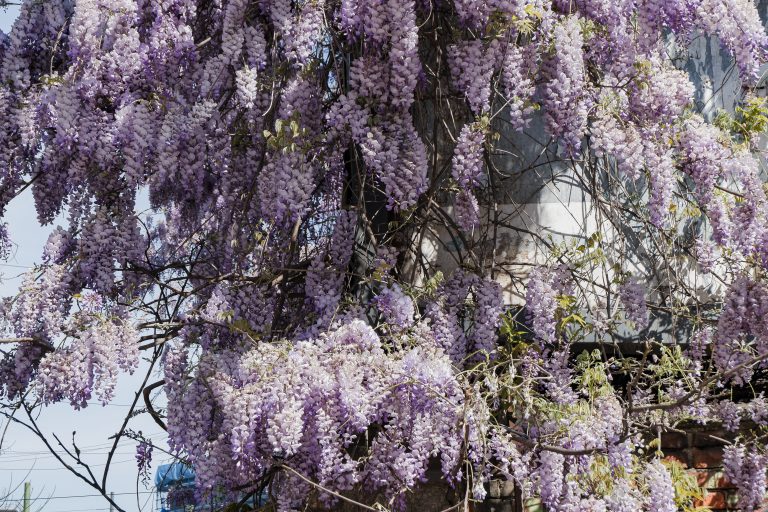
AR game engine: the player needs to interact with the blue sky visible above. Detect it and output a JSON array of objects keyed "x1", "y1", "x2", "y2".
[{"x1": 0, "y1": 7, "x2": 171, "y2": 512}]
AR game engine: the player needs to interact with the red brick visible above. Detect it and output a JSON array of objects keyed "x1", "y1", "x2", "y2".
[
  {"x1": 690, "y1": 447, "x2": 723, "y2": 469},
  {"x1": 698, "y1": 490, "x2": 727, "y2": 509},
  {"x1": 691, "y1": 430, "x2": 731, "y2": 448},
  {"x1": 662, "y1": 452, "x2": 687, "y2": 466},
  {"x1": 661, "y1": 432, "x2": 689, "y2": 450},
  {"x1": 695, "y1": 469, "x2": 734, "y2": 490}
]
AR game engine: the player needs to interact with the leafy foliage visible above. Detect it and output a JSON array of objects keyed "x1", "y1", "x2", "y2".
[{"x1": 0, "y1": 0, "x2": 766, "y2": 511}]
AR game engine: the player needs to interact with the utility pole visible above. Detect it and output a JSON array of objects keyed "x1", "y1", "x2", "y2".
[
  {"x1": 109, "y1": 492, "x2": 114, "y2": 512},
  {"x1": 22, "y1": 482, "x2": 30, "y2": 512}
]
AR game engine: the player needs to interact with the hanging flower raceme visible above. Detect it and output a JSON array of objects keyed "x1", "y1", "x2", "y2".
[
  {"x1": 714, "y1": 276, "x2": 768, "y2": 385},
  {"x1": 618, "y1": 277, "x2": 649, "y2": 329},
  {"x1": 0, "y1": 0, "x2": 766, "y2": 509},
  {"x1": 541, "y1": 16, "x2": 589, "y2": 156},
  {"x1": 36, "y1": 314, "x2": 139, "y2": 408},
  {"x1": 723, "y1": 443, "x2": 768, "y2": 512},
  {"x1": 161, "y1": 320, "x2": 510, "y2": 504}
]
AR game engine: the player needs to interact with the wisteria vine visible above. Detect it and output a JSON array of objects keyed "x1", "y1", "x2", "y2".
[{"x1": 0, "y1": 0, "x2": 767, "y2": 511}]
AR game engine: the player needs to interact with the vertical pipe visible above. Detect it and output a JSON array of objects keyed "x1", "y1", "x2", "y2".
[{"x1": 22, "y1": 482, "x2": 30, "y2": 512}]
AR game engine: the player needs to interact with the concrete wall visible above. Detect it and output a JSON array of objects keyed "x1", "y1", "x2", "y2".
[{"x1": 419, "y1": 1, "x2": 768, "y2": 326}]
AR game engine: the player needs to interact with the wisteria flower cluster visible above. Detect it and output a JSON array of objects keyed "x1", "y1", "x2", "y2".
[{"x1": 0, "y1": 0, "x2": 766, "y2": 510}]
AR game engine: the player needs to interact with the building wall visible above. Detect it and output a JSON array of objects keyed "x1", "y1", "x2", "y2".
[{"x1": 406, "y1": 3, "x2": 768, "y2": 511}]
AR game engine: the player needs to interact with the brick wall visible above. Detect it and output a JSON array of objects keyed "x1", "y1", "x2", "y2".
[
  {"x1": 660, "y1": 429, "x2": 743, "y2": 512},
  {"x1": 477, "y1": 427, "x2": 764, "y2": 512},
  {"x1": 331, "y1": 427, "x2": 766, "y2": 511}
]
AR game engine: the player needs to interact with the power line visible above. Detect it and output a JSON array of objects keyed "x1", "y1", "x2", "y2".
[
  {"x1": 0, "y1": 435, "x2": 170, "y2": 464},
  {"x1": 10, "y1": 491, "x2": 156, "y2": 501},
  {"x1": 1, "y1": 446, "x2": 138, "y2": 455},
  {"x1": 40, "y1": 491, "x2": 155, "y2": 500},
  {"x1": 0, "y1": 458, "x2": 137, "y2": 471},
  {"x1": 41, "y1": 508, "x2": 112, "y2": 512},
  {"x1": 0, "y1": 451, "x2": 137, "y2": 462},
  {"x1": 2, "y1": 433, "x2": 168, "y2": 453}
]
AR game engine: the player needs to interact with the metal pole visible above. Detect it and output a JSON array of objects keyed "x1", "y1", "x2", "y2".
[
  {"x1": 22, "y1": 482, "x2": 30, "y2": 512},
  {"x1": 109, "y1": 492, "x2": 114, "y2": 512}
]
